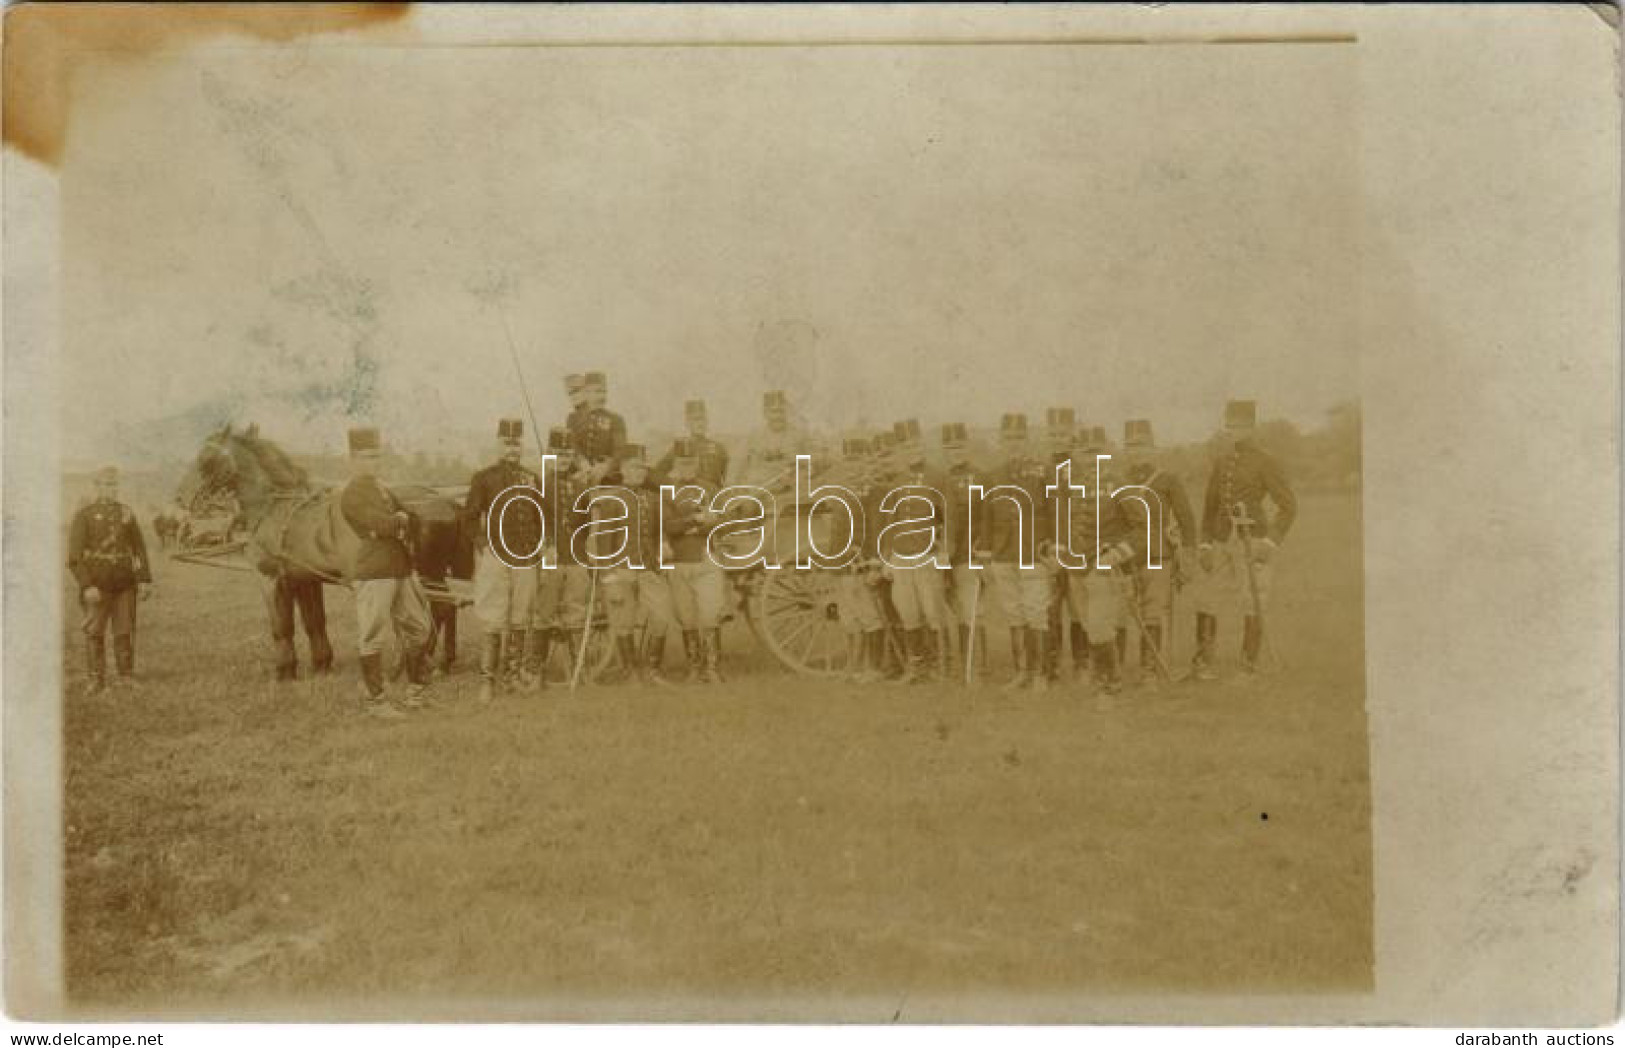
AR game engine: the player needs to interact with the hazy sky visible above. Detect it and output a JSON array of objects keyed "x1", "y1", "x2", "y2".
[{"x1": 62, "y1": 40, "x2": 1356, "y2": 460}]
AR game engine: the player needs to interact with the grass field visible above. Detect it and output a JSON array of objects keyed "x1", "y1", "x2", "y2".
[{"x1": 62, "y1": 493, "x2": 1370, "y2": 1016}]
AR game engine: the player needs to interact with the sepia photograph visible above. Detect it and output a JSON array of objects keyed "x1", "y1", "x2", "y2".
[{"x1": 2, "y1": 1, "x2": 1616, "y2": 1032}]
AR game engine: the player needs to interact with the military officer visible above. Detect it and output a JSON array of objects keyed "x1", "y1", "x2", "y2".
[
  {"x1": 1041, "y1": 408, "x2": 1080, "y2": 685},
  {"x1": 340, "y1": 427, "x2": 433, "y2": 718},
  {"x1": 463, "y1": 418, "x2": 546, "y2": 703},
  {"x1": 603, "y1": 443, "x2": 676, "y2": 685},
  {"x1": 1059, "y1": 431, "x2": 1150, "y2": 700},
  {"x1": 662, "y1": 441, "x2": 728, "y2": 683},
  {"x1": 566, "y1": 370, "x2": 627, "y2": 485},
  {"x1": 528, "y1": 426, "x2": 590, "y2": 688},
  {"x1": 941, "y1": 422, "x2": 991, "y2": 680},
  {"x1": 563, "y1": 372, "x2": 590, "y2": 433},
  {"x1": 984, "y1": 413, "x2": 1054, "y2": 691},
  {"x1": 67, "y1": 466, "x2": 153, "y2": 692},
  {"x1": 656, "y1": 399, "x2": 729, "y2": 488},
  {"x1": 831, "y1": 436, "x2": 887, "y2": 682},
  {"x1": 879, "y1": 419, "x2": 951, "y2": 682},
  {"x1": 1194, "y1": 400, "x2": 1298, "y2": 676},
  {"x1": 1121, "y1": 418, "x2": 1197, "y2": 682}
]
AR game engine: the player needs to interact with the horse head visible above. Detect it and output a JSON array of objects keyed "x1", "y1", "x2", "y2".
[{"x1": 177, "y1": 423, "x2": 306, "y2": 515}]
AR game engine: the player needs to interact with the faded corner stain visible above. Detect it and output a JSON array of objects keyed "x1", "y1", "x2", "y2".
[{"x1": 2, "y1": 2, "x2": 412, "y2": 167}]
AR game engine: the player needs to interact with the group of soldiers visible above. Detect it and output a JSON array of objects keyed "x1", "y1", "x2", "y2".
[
  {"x1": 432, "y1": 373, "x2": 1297, "y2": 721},
  {"x1": 66, "y1": 370, "x2": 1297, "y2": 718}
]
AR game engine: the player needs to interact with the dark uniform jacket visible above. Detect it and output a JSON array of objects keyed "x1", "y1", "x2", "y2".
[
  {"x1": 1065, "y1": 475, "x2": 1150, "y2": 571},
  {"x1": 984, "y1": 464, "x2": 1052, "y2": 565},
  {"x1": 1125, "y1": 464, "x2": 1198, "y2": 555},
  {"x1": 1200, "y1": 441, "x2": 1297, "y2": 545},
  {"x1": 68, "y1": 500, "x2": 152, "y2": 593},
  {"x1": 615, "y1": 483, "x2": 663, "y2": 568},
  {"x1": 878, "y1": 465, "x2": 948, "y2": 562},
  {"x1": 944, "y1": 462, "x2": 992, "y2": 566},
  {"x1": 567, "y1": 407, "x2": 627, "y2": 480},
  {"x1": 661, "y1": 485, "x2": 716, "y2": 564},
  {"x1": 463, "y1": 460, "x2": 546, "y2": 554},
  {"x1": 654, "y1": 437, "x2": 729, "y2": 489},
  {"x1": 340, "y1": 476, "x2": 413, "y2": 581}
]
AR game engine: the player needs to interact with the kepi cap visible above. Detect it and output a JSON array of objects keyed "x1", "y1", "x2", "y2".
[
  {"x1": 1224, "y1": 399, "x2": 1257, "y2": 431},
  {"x1": 1123, "y1": 419, "x2": 1155, "y2": 448},
  {"x1": 497, "y1": 418, "x2": 524, "y2": 443}
]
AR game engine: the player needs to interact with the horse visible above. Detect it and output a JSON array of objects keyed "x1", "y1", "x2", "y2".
[{"x1": 176, "y1": 424, "x2": 471, "y2": 681}]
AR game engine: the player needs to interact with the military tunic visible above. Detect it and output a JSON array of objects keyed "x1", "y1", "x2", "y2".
[
  {"x1": 464, "y1": 460, "x2": 546, "y2": 633},
  {"x1": 67, "y1": 498, "x2": 151, "y2": 643},
  {"x1": 340, "y1": 476, "x2": 431, "y2": 658},
  {"x1": 1196, "y1": 440, "x2": 1296, "y2": 615}
]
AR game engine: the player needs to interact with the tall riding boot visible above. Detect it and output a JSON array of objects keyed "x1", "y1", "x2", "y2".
[
  {"x1": 614, "y1": 634, "x2": 643, "y2": 684},
  {"x1": 644, "y1": 632, "x2": 672, "y2": 686},
  {"x1": 360, "y1": 653, "x2": 402, "y2": 718},
  {"x1": 438, "y1": 608, "x2": 457, "y2": 672},
  {"x1": 957, "y1": 624, "x2": 972, "y2": 680},
  {"x1": 1070, "y1": 621, "x2": 1089, "y2": 675},
  {"x1": 1029, "y1": 629, "x2": 1051, "y2": 692},
  {"x1": 525, "y1": 627, "x2": 552, "y2": 691},
  {"x1": 682, "y1": 629, "x2": 703, "y2": 683},
  {"x1": 1020, "y1": 623, "x2": 1046, "y2": 692},
  {"x1": 112, "y1": 634, "x2": 135, "y2": 683},
  {"x1": 861, "y1": 630, "x2": 886, "y2": 683},
  {"x1": 478, "y1": 632, "x2": 502, "y2": 704},
  {"x1": 505, "y1": 629, "x2": 528, "y2": 688},
  {"x1": 1192, "y1": 613, "x2": 1218, "y2": 680},
  {"x1": 1115, "y1": 627, "x2": 1128, "y2": 670},
  {"x1": 704, "y1": 628, "x2": 724, "y2": 684},
  {"x1": 1044, "y1": 606, "x2": 1062, "y2": 682},
  {"x1": 85, "y1": 634, "x2": 107, "y2": 693},
  {"x1": 1091, "y1": 641, "x2": 1121, "y2": 697},
  {"x1": 1241, "y1": 615, "x2": 1262, "y2": 673},
  {"x1": 1002, "y1": 626, "x2": 1027, "y2": 690}
]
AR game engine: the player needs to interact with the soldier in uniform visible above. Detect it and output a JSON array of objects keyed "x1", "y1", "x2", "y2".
[
  {"x1": 879, "y1": 419, "x2": 950, "y2": 682},
  {"x1": 941, "y1": 422, "x2": 991, "y2": 680},
  {"x1": 340, "y1": 427, "x2": 433, "y2": 718},
  {"x1": 567, "y1": 370, "x2": 628, "y2": 486},
  {"x1": 1059, "y1": 432, "x2": 1149, "y2": 700},
  {"x1": 1121, "y1": 418, "x2": 1197, "y2": 683},
  {"x1": 662, "y1": 441, "x2": 727, "y2": 683},
  {"x1": 68, "y1": 466, "x2": 153, "y2": 692},
  {"x1": 656, "y1": 399, "x2": 729, "y2": 488},
  {"x1": 831, "y1": 436, "x2": 888, "y2": 682},
  {"x1": 1041, "y1": 408, "x2": 1079, "y2": 686},
  {"x1": 1194, "y1": 400, "x2": 1298, "y2": 676},
  {"x1": 528, "y1": 426, "x2": 590, "y2": 688},
  {"x1": 463, "y1": 418, "x2": 545, "y2": 703},
  {"x1": 984, "y1": 413, "x2": 1055, "y2": 691},
  {"x1": 603, "y1": 443, "x2": 676, "y2": 685}
]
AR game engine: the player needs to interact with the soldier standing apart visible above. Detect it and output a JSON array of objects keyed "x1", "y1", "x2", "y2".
[
  {"x1": 68, "y1": 466, "x2": 153, "y2": 692},
  {"x1": 662, "y1": 442, "x2": 727, "y2": 684},
  {"x1": 464, "y1": 418, "x2": 545, "y2": 704},
  {"x1": 341, "y1": 427, "x2": 433, "y2": 718},
  {"x1": 880, "y1": 419, "x2": 951, "y2": 683},
  {"x1": 984, "y1": 414, "x2": 1054, "y2": 692},
  {"x1": 1193, "y1": 400, "x2": 1298, "y2": 677},
  {"x1": 1121, "y1": 418, "x2": 1197, "y2": 683},
  {"x1": 603, "y1": 444, "x2": 676, "y2": 685},
  {"x1": 942, "y1": 423, "x2": 991, "y2": 680}
]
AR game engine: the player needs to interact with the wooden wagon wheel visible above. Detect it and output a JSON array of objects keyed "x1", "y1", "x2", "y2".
[
  {"x1": 541, "y1": 605, "x2": 617, "y2": 684},
  {"x1": 742, "y1": 497, "x2": 864, "y2": 677}
]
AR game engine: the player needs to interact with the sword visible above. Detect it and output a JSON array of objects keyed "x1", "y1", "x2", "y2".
[
  {"x1": 1228, "y1": 502, "x2": 1283, "y2": 671},
  {"x1": 963, "y1": 561, "x2": 982, "y2": 687}
]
